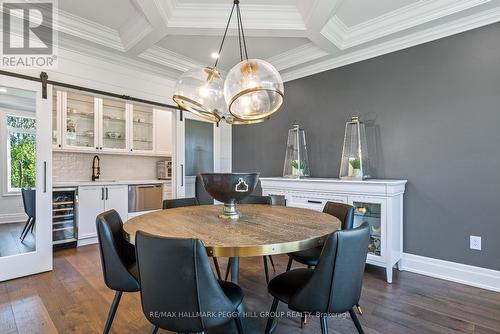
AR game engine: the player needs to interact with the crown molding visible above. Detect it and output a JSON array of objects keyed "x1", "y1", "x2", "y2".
[
  {"x1": 167, "y1": 3, "x2": 306, "y2": 32},
  {"x1": 283, "y1": 6, "x2": 500, "y2": 82},
  {"x1": 119, "y1": 13, "x2": 153, "y2": 52},
  {"x1": 58, "y1": 37, "x2": 179, "y2": 80},
  {"x1": 56, "y1": 9, "x2": 124, "y2": 51},
  {"x1": 266, "y1": 42, "x2": 328, "y2": 72},
  {"x1": 322, "y1": 0, "x2": 491, "y2": 50},
  {"x1": 139, "y1": 46, "x2": 204, "y2": 72}
]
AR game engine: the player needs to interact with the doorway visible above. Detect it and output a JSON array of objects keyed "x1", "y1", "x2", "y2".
[
  {"x1": 185, "y1": 119, "x2": 214, "y2": 204},
  {"x1": 0, "y1": 76, "x2": 52, "y2": 281}
]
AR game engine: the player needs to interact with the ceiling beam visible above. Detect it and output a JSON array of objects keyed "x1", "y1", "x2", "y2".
[
  {"x1": 120, "y1": 0, "x2": 174, "y2": 55},
  {"x1": 298, "y1": 0, "x2": 345, "y2": 53}
]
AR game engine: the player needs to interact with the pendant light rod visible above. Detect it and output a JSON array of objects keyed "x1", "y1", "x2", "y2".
[
  {"x1": 213, "y1": 0, "x2": 250, "y2": 67},
  {"x1": 214, "y1": 1, "x2": 236, "y2": 68},
  {"x1": 236, "y1": 4, "x2": 249, "y2": 60}
]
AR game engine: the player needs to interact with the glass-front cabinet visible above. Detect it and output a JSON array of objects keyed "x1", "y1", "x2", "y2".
[
  {"x1": 130, "y1": 103, "x2": 154, "y2": 153},
  {"x1": 52, "y1": 89, "x2": 173, "y2": 156},
  {"x1": 101, "y1": 98, "x2": 128, "y2": 152},
  {"x1": 350, "y1": 198, "x2": 386, "y2": 259},
  {"x1": 52, "y1": 90, "x2": 61, "y2": 148},
  {"x1": 63, "y1": 91, "x2": 98, "y2": 150}
]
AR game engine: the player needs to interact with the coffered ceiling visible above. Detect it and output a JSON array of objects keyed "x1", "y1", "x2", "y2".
[{"x1": 51, "y1": 0, "x2": 500, "y2": 81}]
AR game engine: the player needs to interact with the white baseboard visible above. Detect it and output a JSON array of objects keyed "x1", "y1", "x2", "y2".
[
  {"x1": 0, "y1": 213, "x2": 27, "y2": 224},
  {"x1": 401, "y1": 253, "x2": 500, "y2": 293},
  {"x1": 77, "y1": 236, "x2": 98, "y2": 247}
]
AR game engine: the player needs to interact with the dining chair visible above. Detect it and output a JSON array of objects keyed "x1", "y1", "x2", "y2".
[
  {"x1": 96, "y1": 210, "x2": 140, "y2": 334},
  {"x1": 163, "y1": 196, "x2": 223, "y2": 280},
  {"x1": 135, "y1": 232, "x2": 245, "y2": 334},
  {"x1": 162, "y1": 197, "x2": 199, "y2": 209},
  {"x1": 225, "y1": 195, "x2": 277, "y2": 284},
  {"x1": 286, "y1": 201, "x2": 355, "y2": 271},
  {"x1": 20, "y1": 188, "x2": 36, "y2": 241},
  {"x1": 265, "y1": 223, "x2": 370, "y2": 334}
]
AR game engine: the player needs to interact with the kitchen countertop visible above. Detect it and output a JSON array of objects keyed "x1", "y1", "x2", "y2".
[{"x1": 53, "y1": 179, "x2": 171, "y2": 188}]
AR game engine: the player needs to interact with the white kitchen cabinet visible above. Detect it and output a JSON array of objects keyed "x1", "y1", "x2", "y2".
[
  {"x1": 77, "y1": 184, "x2": 128, "y2": 246},
  {"x1": 77, "y1": 186, "x2": 105, "y2": 245},
  {"x1": 100, "y1": 98, "x2": 129, "y2": 153},
  {"x1": 53, "y1": 90, "x2": 173, "y2": 157},
  {"x1": 130, "y1": 103, "x2": 155, "y2": 154},
  {"x1": 62, "y1": 91, "x2": 99, "y2": 151},
  {"x1": 154, "y1": 109, "x2": 173, "y2": 156},
  {"x1": 260, "y1": 177, "x2": 406, "y2": 283}
]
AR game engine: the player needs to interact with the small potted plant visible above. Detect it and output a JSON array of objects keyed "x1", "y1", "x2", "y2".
[
  {"x1": 349, "y1": 158, "x2": 362, "y2": 179},
  {"x1": 291, "y1": 160, "x2": 306, "y2": 177}
]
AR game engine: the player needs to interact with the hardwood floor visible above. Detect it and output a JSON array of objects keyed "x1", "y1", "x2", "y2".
[
  {"x1": 0, "y1": 222, "x2": 35, "y2": 257},
  {"x1": 1, "y1": 245, "x2": 500, "y2": 334}
]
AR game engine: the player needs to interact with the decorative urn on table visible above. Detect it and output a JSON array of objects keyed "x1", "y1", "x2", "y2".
[{"x1": 200, "y1": 173, "x2": 259, "y2": 220}]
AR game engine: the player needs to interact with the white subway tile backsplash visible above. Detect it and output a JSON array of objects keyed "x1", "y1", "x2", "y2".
[{"x1": 53, "y1": 152, "x2": 168, "y2": 182}]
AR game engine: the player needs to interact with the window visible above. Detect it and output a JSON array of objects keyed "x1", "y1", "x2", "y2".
[{"x1": 6, "y1": 115, "x2": 36, "y2": 191}]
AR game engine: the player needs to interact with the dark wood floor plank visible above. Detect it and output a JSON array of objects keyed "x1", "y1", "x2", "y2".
[
  {"x1": 1, "y1": 247, "x2": 500, "y2": 334},
  {"x1": 0, "y1": 283, "x2": 17, "y2": 334}
]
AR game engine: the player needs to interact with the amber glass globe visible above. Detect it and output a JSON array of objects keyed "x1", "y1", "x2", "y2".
[
  {"x1": 173, "y1": 67, "x2": 226, "y2": 122},
  {"x1": 224, "y1": 59, "x2": 284, "y2": 121}
]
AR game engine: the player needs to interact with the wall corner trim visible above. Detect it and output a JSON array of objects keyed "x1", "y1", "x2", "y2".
[{"x1": 401, "y1": 253, "x2": 500, "y2": 293}]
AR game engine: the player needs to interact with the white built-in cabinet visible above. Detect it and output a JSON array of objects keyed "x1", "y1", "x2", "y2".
[
  {"x1": 77, "y1": 185, "x2": 128, "y2": 246},
  {"x1": 260, "y1": 177, "x2": 407, "y2": 283},
  {"x1": 52, "y1": 90, "x2": 173, "y2": 156}
]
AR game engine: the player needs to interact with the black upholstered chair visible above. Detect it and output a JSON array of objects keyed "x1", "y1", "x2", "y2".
[
  {"x1": 20, "y1": 188, "x2": 36, "y2": 241},
  {"x1": 287, "y1": 201, "x2": 355, "y2": 271},
  {"x1": 163, "y1": 196, "x2": 223, "y2": 280},
  {"x1": 96, "y1": 210, "x2": 140, "y2": 334},
  {"x1": 225, "y1": 195, "x2": 278, "y2": 283},
  {"x1": 162, "y1": 197, "x2": 199, "y2": 209},
  {"x1": 135, "y1": 232, "x2": 245, "y2": 334},
  {"x1": 265, "y1": 223, "x2": 370, "y2": 334}
]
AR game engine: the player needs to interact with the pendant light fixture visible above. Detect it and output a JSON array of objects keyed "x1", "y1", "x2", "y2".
[{"x1": 172, "y1": 0, "x2": 284, "y2": 124}]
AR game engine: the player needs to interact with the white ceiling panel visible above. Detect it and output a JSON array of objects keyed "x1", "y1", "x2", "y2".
[
  {"x1": 157, "y1": 35, "x2": 309, "y2": 70},
  {"x1": 336, "y1": 0, "x2": 419, "y2": 27}
]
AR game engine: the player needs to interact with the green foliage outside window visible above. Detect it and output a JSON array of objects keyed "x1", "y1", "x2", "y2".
[{"x1": 7, "y1": 116, "x2": 36, "y2": 189}]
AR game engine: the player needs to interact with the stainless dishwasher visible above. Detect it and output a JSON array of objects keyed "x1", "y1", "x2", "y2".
[{"x1": 128, "y1": 184, "x2": 163, "y2": 213}]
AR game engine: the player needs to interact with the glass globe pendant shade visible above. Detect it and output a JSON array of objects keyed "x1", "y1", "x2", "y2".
[
  {"x1": 224, "y1": 59, "x2": 284, "y2": 121},
  {"x1": 172, "y1": 67, "x2": 226, "y2": 122}
]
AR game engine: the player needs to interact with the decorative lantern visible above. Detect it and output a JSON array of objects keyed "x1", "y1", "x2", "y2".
[
  {"x1": 283, "y1": 123, "x2": 310, "y2": 178},
  {"x1": 339, "y1": 116, "x2": 370, "y2": 180}
]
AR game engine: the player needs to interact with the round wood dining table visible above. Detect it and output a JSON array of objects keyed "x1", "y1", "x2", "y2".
[{"x1": 123, "y1": 204, "x2": 341, "y2": 284}]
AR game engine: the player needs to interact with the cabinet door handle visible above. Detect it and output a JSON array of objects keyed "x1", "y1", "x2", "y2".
[
  {"x1": 101, "y1": 187, "x2": 104, "y2": 200},
  {"x1": 105, "y1": 188, "x2": 109, "y2": 200},
  {"x1": 43, "y1": 161, "x2": 47, "y2": 193},
  {"x1": 307, "y1": 200, "x2": 322, "y2": 204}
]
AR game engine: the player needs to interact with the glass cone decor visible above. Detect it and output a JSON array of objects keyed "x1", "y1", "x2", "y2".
[
  {"x1": 172, "y1": 0, "x2": 284, "y2": 125},
  {"x1": 339, "y1": 116, "x2": 371, "y2": 180},
  {"x1": 283, "y1": 123, "x2": 310, "y2": 178}
]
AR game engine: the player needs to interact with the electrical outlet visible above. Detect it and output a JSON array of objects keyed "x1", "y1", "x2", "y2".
[{"x1": 470, "y1": 236, "x2": 481, "y2": 251}]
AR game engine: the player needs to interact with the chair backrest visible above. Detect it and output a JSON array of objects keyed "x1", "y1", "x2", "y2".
[
  {"x1": 239, "y1": 195, "x2": 272, "y2": 205},
  {"x1": 163, "y1": 197, "x2": 199, "y2": 209},
  {"x1": 21, "y1": 188, "x2": 36, "y2": 218},
  {"x1": 289, "y1": 223, "x2": 370, "y2": 314},
  {"x1": 135, "y1": 232, "x2": 236, "y2": 332},
  {"x1": 322, "y1": 201, "x2": 355, "y2": 230},
  {"x1": 96, "y1": 210, "x2": 139, "y2": 292}
]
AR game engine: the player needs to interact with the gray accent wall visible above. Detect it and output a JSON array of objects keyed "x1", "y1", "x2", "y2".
[{"x1": 233, "y1": 23, "x2": 500, "y2": 271}]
